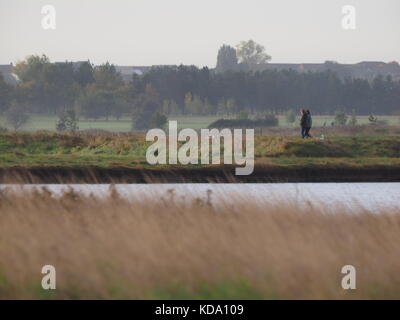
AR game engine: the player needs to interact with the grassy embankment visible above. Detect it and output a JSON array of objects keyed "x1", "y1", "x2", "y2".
[
  {"x1": 0, "y1": 188, "x2": 400, "y2": 299},
  {"x1": 0, "y1": 131, "x2": 399, "y2": 168}
]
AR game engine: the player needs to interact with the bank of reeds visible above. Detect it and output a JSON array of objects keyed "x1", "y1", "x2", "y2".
[{"x1": 0, "y1": 186, "x2": 400, "y2": 299}]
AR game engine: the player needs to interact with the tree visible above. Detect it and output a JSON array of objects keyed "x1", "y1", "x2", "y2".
[
  {"x1": 215, "y1": 45, "x2": 238, "y2": 73},
  {"x1": 78, "y1": 86, "x2": 115, "y2": 120},
  {"x1": 368, "y1": 114, "x2": 378, "y2": 125},
  {"x1": 348, "y1": 110, "x2": 357, "y2": 126},
  {"x1": 203, "y1": 98, "x2": 216, "y2": 115},
  {"x1": 226, "y1": 98, "x2": 237, "y2": 116},
  {"x1": 14, "y1": 54, "x2": 50, "y2": 82},
  {"x1": 284, "y1": 109, "x2": 296, "y2": 125},
  {"x1": 93, "y1": 62, "x2": 124, "y2": 91},
  {"x1": 236, "y1": 40, "x2": 271, "y2": 71},
  {"x1": 237, "y1": 110, "x2": 249, "y2": 120},
  {"x1": 162, "y1": 99, "x2": 180, "y2": 116},
  {"x1": 5, "y1": 102, "x2": 30, "y2": 131},
  {"x1": 184, "y1": 93, "x2": 204, "y2": 115},
  {"x1": 216, "y1": 98, "x2": 226, "y2": 116},
  {"x1": 0, "y1": 72, "x2": 13, "y2": 113},
  {"x1": 74, "y1": 61, "x2": 95, "y2": 88},
  {"x1": 56, "y1": 109, "x2": 79, "y2": 132},
  {"x1": 131, "y1": 84, "x2": 162, "y2": 130},
  {"x1": 14, "y1": 55, "x2": 79, "y2": 114},
  {"x1": 151, "y1": 111, "x2": 167, "y2": 128},
  {"x1": 335, "y1": 111, "x2": 348, "y2": 126}
]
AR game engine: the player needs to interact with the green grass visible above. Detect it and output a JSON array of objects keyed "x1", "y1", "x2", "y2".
[
  {"x1": 0, "y1": 115, "x2": 132, "y2": 132},
  {"x1": 1, "y1": 115, "x2": 399, "y2": 132},
  {"x1": 0, "y1": 133, "x2": 399, "y2": 168},
  {"x1": 278, "y1": 115, "x2": 400, "y2": 127},
  {"x1": 0, "y1": 115, "x2": 220, "y2": 132}
]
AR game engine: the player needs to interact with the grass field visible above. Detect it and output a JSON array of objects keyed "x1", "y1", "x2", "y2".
[
  {"x1": 0, "y1": 115, "x2": 220, "y2": 132},
  {"x1": 1, "y1": 188, "x2": 400, "y2": 299},
  {"x1": 1, "y1": 115, "x2": 399, "y2": 132},
  {"x1": 0, "y1": 132, "x2": 400, "y2": 169}
]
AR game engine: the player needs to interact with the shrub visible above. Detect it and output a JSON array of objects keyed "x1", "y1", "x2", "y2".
[
  {"x1": 5, "y1": 102, "x2": 30, "y2": 131},
  {"x1": 56, "y1": 110, "x2": 79, "y2": 132},
  {"x1": 284, "y1": 109, "x2": 296, "y2": 125},
  {"x1": 208, "y1": 115, "x2": 278, "y2": 129},
  {"x1": 150, "y1": 111, "x2": 167, "y2": 129},
  {"x1": 348, "y1": 110, "x2": 357, "y2": 126},
  {"x1": 368, "y1": 114, "x2": 378, "y2": 125},
  {"x1": 334, "y1": 111, "x2": 348, "y2": 126},
  {"x1": 237, "y1": 110, "x2": 249, "y2": 120}
]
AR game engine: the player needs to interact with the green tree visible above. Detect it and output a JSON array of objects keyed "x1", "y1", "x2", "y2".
[
  {"x1": 131, "y1": 84, "x2": 162, "y2": 131},
  {"x1": 0, "y1": 72, "x2": 13, "y2": 113},
  {"x1": 335, "y1": 111, "x2": 348, "y2": 126},
  {"x1": 5, "y1": 101, "x2": 30, "y2": 131},
  {"x1": 162, "y1": 99, "x2": 180, "y2": 115},
  {"x1": 236, "y1": 40, "x2": 271, "y2": 71},
  {"x1": 151, "y1": 111, "x2": 167, "y2": 128},
  {"x1": 237, "y1": 110, "x2": 249, "y2": 120},
  {"x1": 217, "y1": 98, "x2": 227, "y2": 116},
  {"x1": 215, "y1": 45, "x2": 238, "y2": 73},
  {"x1": 74, "y1": 61, "x2": 95, "y2": 88},
  {"x1": 184, "y1": 93, "x2": 204, "y2": 115},
  {"x1": 93, "y1": 62, "x2": 124, "y2": 91},
  {"x1": 284, "y1": 109, "x2": 296, "y2": 125},
  {"x1": 184, "y1": 93, "x2": 193, "y2": 115},
  {"x1": 14, "y1": 55, "x2": 79, "y2": 114},
  {"x1": 78, "y1": 86, "x2": 115, "y2": 120},
  {"x1": 368, "y1": 114, "x2": 378, "y2": 125},
  {"x1": 56, "y1": 109, "x2": 79, "y2": 132},
  {"x1": 192, "y1": 95, "x2": 204, "y2": 115},
  {"x1": 226, "y1": 98, "x2": 237, "y2": 116},
  {"x1": 203, "y1": 98, "x2": 216, "y2": 115},
  {"x1": 349, "y1": 110, "x2": 357, "y2": 126},
  {"x1": 13, "y1": 54, "x2": 50, "y2": 82}
]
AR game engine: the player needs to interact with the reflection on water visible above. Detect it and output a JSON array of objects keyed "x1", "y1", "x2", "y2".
[{"x1": 1, "y1": 183, "x2": 399, "y2": 212}]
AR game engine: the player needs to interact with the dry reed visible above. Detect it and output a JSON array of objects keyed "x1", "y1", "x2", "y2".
[{"x1": 0, "y1": 186, "x2": 400, "y2": 299}]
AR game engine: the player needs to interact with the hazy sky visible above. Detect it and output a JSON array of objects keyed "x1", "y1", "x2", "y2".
[{"x1": 1, "y1": 0, "x2": 399, "y2": 66}]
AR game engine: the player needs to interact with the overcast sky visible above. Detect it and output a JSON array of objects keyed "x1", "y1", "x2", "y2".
[{"x1": 1, "y1": 0, "x2": 399, "y2": 66}]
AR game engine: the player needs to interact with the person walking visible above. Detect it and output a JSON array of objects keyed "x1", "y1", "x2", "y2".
[
  {"x1": 305, "y1": 109, "x2": 312, "y2": 138},
  {"x1": 300, "y1": 109, "x2": 307, "y2": 138}
]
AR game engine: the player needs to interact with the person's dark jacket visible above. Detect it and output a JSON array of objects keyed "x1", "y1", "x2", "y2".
[
  {"x1": 305, "y1": 113, "x2": 312, "y2": 128},
  {"x1": 300, "y1": 114, "x2": 307, "y2": 127}
]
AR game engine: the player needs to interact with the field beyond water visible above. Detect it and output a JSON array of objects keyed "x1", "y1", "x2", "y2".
[
  {"x1": 1, "y1": 115, "x2": 400, "y2": 132},
  {"x1": 0, "y1": 187, "x2": 400, "y2": 299},
  {"x1": 1, "y1": 131, "x2": 400, "y2": 182}
]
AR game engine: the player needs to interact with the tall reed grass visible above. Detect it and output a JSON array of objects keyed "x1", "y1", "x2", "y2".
[{"x1": 0, "y1": 186, "x2": 399, "y2": 299}]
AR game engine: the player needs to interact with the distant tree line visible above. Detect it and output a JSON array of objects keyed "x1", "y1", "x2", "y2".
[
  {"x1": 0, "y1": 52, "x2": 400, "y2": 131},
  {"x1": 135, "y1": 65, "x2": 400, "y2": 116}
]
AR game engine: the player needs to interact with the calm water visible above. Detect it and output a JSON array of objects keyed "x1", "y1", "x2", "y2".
[{"x1": 1, "y1": 183, "x2": 399, "y2": 212}]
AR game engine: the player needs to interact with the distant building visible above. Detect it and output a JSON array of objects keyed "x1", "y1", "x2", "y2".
[
  {"x1": 266, "y1": 61, "x2": 400, "y2": 81},
  {"x1": 0, "y1": 63, "x2": 18, "y2": 86},
  {"x1": 114, "y1": 66, "x2": 152, "y2": 82},
  {"x1": 111, "y1": 61, "x2": 400, "y2": 82}
]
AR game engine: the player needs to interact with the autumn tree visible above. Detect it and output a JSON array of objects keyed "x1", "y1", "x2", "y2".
[{"x1": 236, "y1": 40, "x2": 271, "y2": 71}]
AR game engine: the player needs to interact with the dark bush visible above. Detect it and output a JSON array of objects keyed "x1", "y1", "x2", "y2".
[{"x1": 208, "y1": 115, "x2": 278, "y2": 129}]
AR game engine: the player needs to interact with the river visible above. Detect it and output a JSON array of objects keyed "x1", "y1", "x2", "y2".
[{"x1": 1, "y1": 183, "x2": 399, "y2": 212}]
